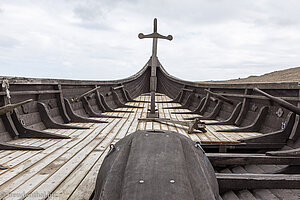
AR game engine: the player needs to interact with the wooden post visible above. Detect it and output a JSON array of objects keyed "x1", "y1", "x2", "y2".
[{"x1": 139, "y1": 18, "x2": 173, "y2": 118}]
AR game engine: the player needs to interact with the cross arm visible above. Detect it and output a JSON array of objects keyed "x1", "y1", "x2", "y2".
[{"x1": 138, "y1": 32, "x2": 173, "y2": 41}]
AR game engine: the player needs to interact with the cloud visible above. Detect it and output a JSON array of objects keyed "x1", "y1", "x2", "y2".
[
  {"x1": 0, "y1": 0, "x2": 300, "y2": 81},
  {"x1": 0, "y1": 35, "x2": 19, "y2": 48}
]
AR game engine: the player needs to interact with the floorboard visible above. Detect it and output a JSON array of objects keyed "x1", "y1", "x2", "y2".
[{"x1": 0, "y1": 93, "x2": 264, "y2": 199}]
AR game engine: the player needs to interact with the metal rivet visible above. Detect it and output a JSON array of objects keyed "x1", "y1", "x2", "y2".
[
  {"x1": 145, "y1": 134, "x2": 149, "y2": 136},
  {"x1": 139, "y1": 180, "x2": 144, "y2": 184},
  {"x1": 170, "y1": 179, "x2": 175, "y2": 183},
  {"x1": 166, "y1": 135, "x2": 169, "y2": 137}
]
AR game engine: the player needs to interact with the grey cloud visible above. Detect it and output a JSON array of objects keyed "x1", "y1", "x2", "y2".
[
  {"x1": 74, "y1": 22, "x2": 112, "y2": 30},
  {"x1": 0, "y1": 36, "x2": 20, "y2": 48},
  {"x1": 72, "y1": 0, "x2": 124, "y2": 22},
  {"x1": 1, "y1": 0, "x2": 300, "y2": 81}
]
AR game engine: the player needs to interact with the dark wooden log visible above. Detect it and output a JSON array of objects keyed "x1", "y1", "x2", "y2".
[
  {"x1": 37, "y1": 102, "x2": 88, "y2": 129},
  {"x1": 217, "y1": 173, "x2": 300, "y2": 193}
]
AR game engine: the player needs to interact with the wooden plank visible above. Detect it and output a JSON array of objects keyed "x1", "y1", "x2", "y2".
[
  {"x1": 0, "y1": 121, "x2": 113, "y2": 199},
  {"x1": 0, "y1": 128, "x2": 84, "y2": 183},
  {"x1": 137, "y1": 95, "x2": 148, "y2": 130},
  {"x1": 236, "y1": 190, "x2": 257, "y2": 200},
  {"x1": 127, "y1": 97, "x2": 143, "y2": 135},
  {"x1": 157, "y1": 96, "x2": 169, "y2": 131},
  {"x1": 0, "y1": 130, "x2": 72, "y2": 175},
  {"x1": 21, "y1": 113, "x2": 129, "y2": 200},
  {"x1": 172, "y1": 108, "x2": 189, "y2": 138},
  {"x1": 221, "y1": 191, "x2": 240, "y2": 200},
  {"x1": 47, "y1": 112, "x2": 133, "y2": 199},
  {"x1": 251, "y1": 189, "x2": 280, "y2": 200},
  {"x1": 208, "y1": 153, "x2": 300, "y2": 166},
  {"x1": 66, "y1": 97, "x2": 146, "y2": 200},
  {"x1": 2, "y1": 93, "x2": 282, "y2": 199},
  {"x1": 217, "y1": 173, "x2": 300, "y2": 193},
  {"x1": 0, "y1": 90, "x2": 61, "y2": 96},
  {"x1": 0, "y1": 129, "x2": 62, "y2": 159},
  {"x1": 206, "y1": 126, "x2": 232, "y2": 142}
]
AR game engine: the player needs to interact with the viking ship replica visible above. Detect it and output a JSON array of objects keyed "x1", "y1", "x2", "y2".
[{"x1": 0, "y1": 18, "x2": 300, "y2": 200}]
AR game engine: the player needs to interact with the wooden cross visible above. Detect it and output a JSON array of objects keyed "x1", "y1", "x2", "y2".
[
  {"x1": 138, "y1": 18, "x2": 173, "y2": 92},
  {"x1": 139, "y1": 18, "x2": 172, "y2": 118}
]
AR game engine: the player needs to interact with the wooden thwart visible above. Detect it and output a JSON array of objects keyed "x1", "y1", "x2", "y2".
[
  {"x1": 217, "y1": 173, "x2": 300, "y2": 193},
  {"x1": 207, "y1": 153, "x2": 300, "y2": 166}
]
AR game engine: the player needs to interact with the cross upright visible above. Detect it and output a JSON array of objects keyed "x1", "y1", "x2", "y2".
[
  {"x1": 139, "y1": 18, "x2": 173, "y2": 118},
  {"x1": 138, "y1": 18, "x2": 173, "y2": 92}
]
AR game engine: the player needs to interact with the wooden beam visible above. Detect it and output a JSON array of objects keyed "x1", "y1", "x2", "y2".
[
  {"x1": 207, "y1": 153, "x2": 300, "y2": 166},
  {"x1": 213, "y1": 92, "x2": 300, "y2": 102},
  {"x1": 204, "y1": 89, "x2": 234, "y2": 105},
  {"x1": 0, "y1": 90, "x2": 61, "y2": 96},
  {"x1": 112, "y1": 85, "x2": 124, "y2": 90},
  {"x1": 217, "y1": 173, "x2": 300, "y2": 193},
  {"x1": 254, "y1": 87, "x2": 300, "y2": 115}
]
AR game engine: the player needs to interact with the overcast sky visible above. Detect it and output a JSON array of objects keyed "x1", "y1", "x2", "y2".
[{"x1": 0, "y1": 0, "x2": 300, "y2": 81}]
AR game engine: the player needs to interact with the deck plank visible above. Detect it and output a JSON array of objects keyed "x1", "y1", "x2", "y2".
[{"x1": 0, "y1": 93, "x2": 261, "y2": 199}]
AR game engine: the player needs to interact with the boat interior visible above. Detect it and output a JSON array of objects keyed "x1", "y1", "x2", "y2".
[{"x1": 1, "y1": 19, "x2": 300, "y2": 200}]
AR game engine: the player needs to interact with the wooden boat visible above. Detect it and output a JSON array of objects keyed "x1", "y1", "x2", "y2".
[{"x1": 0, "y1": 19, "x2": 300, "y2": 199}]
